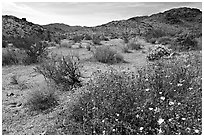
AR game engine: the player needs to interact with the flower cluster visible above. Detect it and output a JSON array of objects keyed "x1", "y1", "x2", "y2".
[{"x1": 147, "y1": 45, "x2": 171, "y2": 61}]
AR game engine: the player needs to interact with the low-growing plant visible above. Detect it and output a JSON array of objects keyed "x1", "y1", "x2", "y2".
[
  {"x1": 92, "y1": 35, "x2": 101, "y2": 45},
  {"x1": 72, "y1": 35, "x2": 83, "y2": 43},
  {"x1": 2, "y1": 48, "x2": 19, "y2": 66},
  {"x1": 171, "y1": 33, "x2": 199, "y2": 51},
  {"x1": 86, "y1": 45, "x2": 91, "y2": 51},
  {"x1": 60, "y1": 40, "x2": 73, "y2": 48},
  {"x1": 10, "y1": 74, "x2": 18, "y2": 85},
  {"x1": 93, "y1": 46, "x2": 124, "y2": 64},
  {"x1": 157, "y1": 36, "x2": 173, "y2": 45},
  {"x1": 147, "y1": 45, "x2": 171, "y2": 61},
  {"x1": 35, "y1": 54, "x2": 82, "y2": 91},
  {"x1": 25, "y1": 85, "x2": 59, "y2": 112},
  {"x1": 121, "y1": 44, "x2": 131, "y2": 53},
  {"x1": 58, "y1": 52, "x2": 201, "y2": 135},
  {"x1": 127, "y1": 38, "x2": 144, "y2": 50}
]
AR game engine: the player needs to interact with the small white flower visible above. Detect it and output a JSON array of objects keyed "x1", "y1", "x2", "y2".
[
  {"x1": 115, "y1": 119, "x2": 118, "y2": 121},
  {"x1": 177, "y1": 102, "x2": 181, "y2": 105},
  {"x1": 149, "y1": 108, "x2": 153, "y2": 110},
  {"x1": 103, "y1": 130, "x2": 105, "y2": 135},
  {"x1": 145, "y1": 88, "x2": 150, "y2": 91},
  {"x1": 158, "y1": 128, "x2": 162, "y2": 134},
  {"x1": 169, "y1": 101, "x2": 174, "y2": 105},
  {"x1": 160, "y1": 96, "x2": 165, "y2": 101},
  {"x1": 194, "y1": 129, "x2": 199, "y2": 133},
  {"x1": 168, "y1": 118, "x2": 173, "y2": 122},
  {"x1": 181, "y1": 118, "x2": 186, "y2": 120},
  {"x1": 145, "y1": 79, "x2": 148, "y2": 81},
  {"x1": 136, "y1": 114, "x2": 139, "y2": 118},
  {"x1": 177, "y1": 83, "x2": 183, "y2": 86},
  {"x1": 158, "y1": 118, "x2": 165, "y2": 124},
  {"x1": 159, "y1": 92, "x2": 162, "y2": 94},
  {"x1": 112, "y1": 129, "x2": 115, "y2": 132},
  {"x1": 116, "y1": 113, "x2": 119, "y2": 116},
  {"x1": 102, "y1": 119, "x2": 105, "y2": 123},
  {"x1": 189, "y1": 87, "x2": 193, "y2": 90},
  {"x1": 139, "y1": 127, "x2": 144, "y2": 130},
  {"x1": 169, "y1": 83, "x2": 173, "y2": 85}
]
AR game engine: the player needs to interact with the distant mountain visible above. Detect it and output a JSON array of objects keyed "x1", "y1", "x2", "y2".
[
  {"x1": 2, "y1": 15, "x2": 46, "y2": 39},
  {"x1": 2, "y1": 7, "x2": 202, "y2": 42}
]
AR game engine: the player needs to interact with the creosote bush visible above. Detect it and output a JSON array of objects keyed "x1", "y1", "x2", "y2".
[
  {"x1": 93, "y1": 46, "x2": 124, "y2": 64},
  {"x1": 60, "y1": 52, "x2": 201, "y2": 135},
  {"x1": 127, "y1": 38, "x2": 144, "y2": 50},
  {"x1": 25, "y1": 85, "x2": 59, "y2": 112},
  {"x1": 35, "y1": 54, "x2": 82, "y2": 91}
]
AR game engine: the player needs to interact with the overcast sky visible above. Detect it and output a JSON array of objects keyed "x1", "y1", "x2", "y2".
[{"x1": 2, "y1": 2, "x2": 202, "y2": 27}]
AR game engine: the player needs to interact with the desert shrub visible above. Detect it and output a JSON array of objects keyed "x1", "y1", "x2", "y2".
[
  {"x1": 25, "y1": 85, "x2": 59, "y2": 112},
  {"x1": 121, "y1": 44, "x2": 130, "y2": 53},
  {"x1": 171, "y1": 33, "x2": 199, "y2": 51},
  {"x1": 60, "y1": 40, "x2": 72, "y2": 48},
  {"x1": 92, "y1": 35, "x2": 101, "y2": 45},
  {"x1": 157, "y1": 36, "x2": 173, "y2": 45},
  {"x1": 10, "y1": 35, "x2": 49, "y2": 65},
  {"x1": 144, "y1": 28, "x2": 167, "y2": 39},
  {"x1": 59, "y1": 52, "x2": 201, "y2": 135},
  {"x1": 147, "y1": 45, "x2": 171, "y2": 61},
  {"x1": 84, "y1": 34, "x2": 92, "y2": 40},
  {"x1": 122, "y1": 31, "x2": 129, "y2": 43},
  {"x1": 10, "y1": 74, "x2": 18, "y2": 85},
  {"x1": 86, "y1": 45, "x2": 91, "y2": 51},
  {"x1": 100, "y1": 35, "x2": 109, "y2": 41},
  {"x1": 35, "y1": 54, "x2": 82, "y2": 91},
  {"x1": 147, "y1": 38, "x2": 157, "y2": 44},
  {"x1": 2, "y1": 40, "x2": 8, "y2": 48},
  {"x1": 93, "y1": 46, "x2": 124, "y2": 64},
  {"x1": 72, "y1": 35, "x2": 83, "y2": 43},
  {"x1": 127, "y1": 38, "x2": 144, "y2": 50},
  {"x1": 2, "y1": 48, "x2": 19, "y2": 66}
]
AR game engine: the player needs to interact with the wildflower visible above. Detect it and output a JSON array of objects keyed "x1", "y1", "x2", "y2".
[
  {"x1": 181, "y1": 118, "x2": 186, "y2": 120},
  {"x1": 145, "y1": 78, "x2": 148, "y2": 81},
  {"x1": 102, "y1": 119, "x2": 105, "y2": 123},
  {"x1": 189, "y1": 87, "x2": 193, "y2": 90},
  {"x1": 169, "y1": 101, "x2": 174, "y2": 105},
  {"x1": 158, "y1": 128, "x2": 162, "y2": 134},
  {"x1": 160, "y1": 96, "x2": 165, "y2": 101},
  {"x1": 159, "y1": 92, "x2": 162, "y2": 94},
  {"x1": 116, "y1": 113, "x2": 119, "y2": 116},
  {"x1": 177, "y1": 102, "x2": 181, "y2": 105},
  {"x1": 112, "y1": 129, "x2": 116, "y2": 132},
  {"x1": 177, "y1": 83, "x2": 183, "y2": 86},
  {"x1": 103, "y1": 130, "x2": 105, "y2": 135},
  {"x1": 139, "y1": 127, "x2": 144, "y2": 130},
  {"x1": 194, "y1": 129, "x2": 199, "y2": 133},
  {"x1": 158, "y1": 118, "x2": 164, "y2": 124},
  {"x1": 168, "y1": 118, "x2": 173, "y2": 122},
  {"x1": 149, "y1": 108, "x2": 153, "y2": 110},
  {"x1": 136, "y1": 114, "x2": 139, "y2": 118},
  {"x1": 145, "y1": 88, "x2": 150, "y2": 91}
]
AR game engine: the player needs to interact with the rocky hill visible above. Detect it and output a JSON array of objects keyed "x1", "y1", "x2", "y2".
[{"x1": 2, "y1": 7, "x2": 202, "y2": 43}]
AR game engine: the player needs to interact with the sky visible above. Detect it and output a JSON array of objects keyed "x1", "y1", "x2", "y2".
[{"x1": 2, "y1": 1, "x2": 202, "y2": 27}]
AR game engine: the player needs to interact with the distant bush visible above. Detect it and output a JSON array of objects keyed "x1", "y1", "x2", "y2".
[
  {"x1": 2, "y1": 48, "x2": 19, "y2": 66},
  {"x1": 2, "y1": 40, "x2": 8, "y2": 48},
  {"x1": 127, "y1": 38, "x2": 144, "y2": 50},
  {"x1": 147, "y1": 45, "x2": 171, "y2": 61},
  {"x1": 147, "y1": 38, "x2": 157, "y2": 44},
  {"x1": 10, "y1": 35, "x2": 49, "y2": 65},
  {"x1": 157, "y1": 36, "x2": 173, "y2": 45},
  {"x1": 121, "y1": 44, "x2": 130, "y2": 53},
  {"x1": 25, "y1": 85, "x2": 59, "y2": 112},
  {"x1": 171, "y1": 33, "x2": 199, "y2": 51},
  {"x1": 92, "y1": 35, "x2": 101, "y2": 45},
  {"x1": 93, "y1": 46, "x2": 124, "y2": 64},
  {"x1": 59, "y1": 52, "x2": 201, "y2": 135},
  {"x1": 86, "y1": 45, "x2": 91, "y2": 51},
  {"x1": 84, "y1": 34, "x2": 92, "y2": 40},
  {"x1": 72, "y1": 35, "x2": 83, "y2": 43},
  {"x1": 60, "y1": 40, "x2": 72, "y2": 48},
  {"x1": 143, "y1": 28, "x2": 167, "y2": 39},
  {"x1": 35, "y1": 54, "x2": 82, "y2": 91}
]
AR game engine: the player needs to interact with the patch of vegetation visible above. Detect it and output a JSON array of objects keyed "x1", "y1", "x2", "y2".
[
  {"x1": 35, "y1": 54, "x2": 82, "y2": 91},
  {"x1": 58, "y1": 52, "x2": 201, "y2": 135},
  {"x1": 60, "y1": 40, "x2": 72, "y2": 48},
  {"x1": 72, "y1": 35, "x2": 83, "y2": 43},
  {"x1": 92, "y1": 35, "x2": 102, "y2": 45},
  {"x1": 2, "y1": 48, "x2": 19, "y2": 66},
  {"x1": 157, "y1": 36, "x2": 173, "y2": 45},
  {"x1": 147, "y1": 45, "x2": 171, "y2": 61},
  {"x1": 127, "y1": 38, "x2": 144, "y2": 50},
  {"x1": 121, "y1": 44, "x2": 131, "y2": 53},
  {"x1": 171, "y1": 33, "x2": 199, "y2": 51},
  {"x1": 93, "y1": 46, "x2": 124, "y2": 64},
  {"x1": 25, "y1": 85, "x2": 59, "y2": 112}
]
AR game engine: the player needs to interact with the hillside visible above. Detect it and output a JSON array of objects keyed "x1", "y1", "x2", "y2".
[{"x1": 2, "y1": 7, "x2": 202, "y2": 43}]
